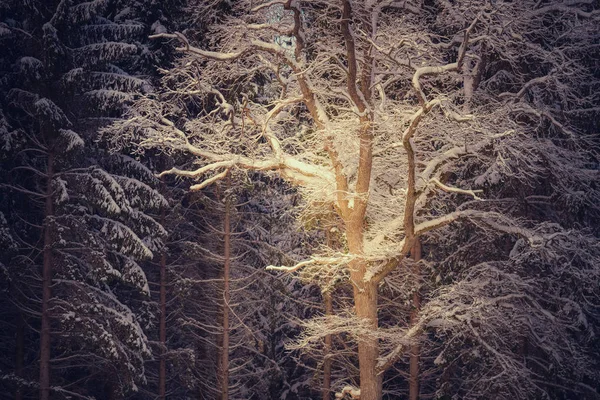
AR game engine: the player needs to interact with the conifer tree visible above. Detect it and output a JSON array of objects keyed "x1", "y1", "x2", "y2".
[{"x1": 0, "y1": 0, "x2": 170, "y2": 397}]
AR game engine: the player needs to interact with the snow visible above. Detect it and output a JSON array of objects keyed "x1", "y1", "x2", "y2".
[
  {"x1": 89, "y1": 71, "x2": 149, "y2": 92},
  {"x1": 122, "y1": 257, "x2": 150, "y2": 295},
  {"x1": 17, "y1": 56, "x2": 43, "y2": 79},
  {"x1": 93, "y1": 215, "x2": 154, "y2": 260},
  {"x1": 74, "y1": 42, "x2": 138, "y2": 65},
  {"x1": 68, "y1": 0, "x2": 110, "y2": 23},
  {"x1": 52, "y1": 177, "x2": 70, "y2": 203},
  {"x1": 63, "y1": 67, "x2": 84, "y2": 84},
  {"x1": 114, "y1": 6, "x2": 132, "y2": 21},
  {"x1": 0, "y1": 114, "x2": 22, "y2": 152},
  {"x1": 107, "y1": 154, "x2": 158, "y2": 184},
  {"x1": 34, "y1": 98, "x2": 71, "y2": 126},
  {"x1": 151, "y1": 20, "x2": 167, "y2": 34},
  {"x1": 113, "y1": 175, "x2": 168, "y2": 211},
  {"x1": 85, "y1": 89, "x2": 133, "y2": 110},
  {"x1": 80, "y1": 22, "x2": 144, "y2": 42},
  {"x1": 336, "y1": 386, "x2": 360, "y2": 399},
  {"x1": 80, "y1": 170, "x2": 124, "y2": 215},
  {"x1": 0, "y1": 23, "x2": 11, "y2": 36},
  {"x1": 59, "y1": 129, "x2": 84, "y2": 151}
]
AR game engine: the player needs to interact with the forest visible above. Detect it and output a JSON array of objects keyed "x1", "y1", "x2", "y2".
[{"x1": 0, "y1": 0, "x2": 599, "y2": 399}]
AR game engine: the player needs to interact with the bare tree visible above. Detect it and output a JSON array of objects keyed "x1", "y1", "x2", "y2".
[{"x1": 106, "y1": 1, "x2": 599, "y2": 398}]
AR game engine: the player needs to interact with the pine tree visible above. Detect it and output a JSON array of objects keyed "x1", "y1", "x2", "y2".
[{"x1": 0, "y1": 0, "x2": 171, "y2": 397}]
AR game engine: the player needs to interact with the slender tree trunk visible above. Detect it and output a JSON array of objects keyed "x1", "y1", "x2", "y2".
[
  {"x1": 159, "y1": 208, "x2": 167, "y2": 400},
  {"x1": 322, "y1": 291, "x2": 333, "y2": 400},
  {"x1": 409, "y1": 239, "x2": 422, "y2": 400},
  {"x1": 347, "y1": 225, "x2": 381, "y2": 400},
  {"x1": 15, "y1": 312, "x2": 24, "y2": 400},
  {"x1": 40, "y1": 151, "x2": 54, "y2": 400},
  {"x1": 219, "y1": 189, "x2": 231, "y2": 400},
  {"x1": 354, "y1": 281, "x2": 381, "y2": 400}
]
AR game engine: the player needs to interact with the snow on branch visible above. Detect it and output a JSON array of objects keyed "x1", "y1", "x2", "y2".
[
  {"x1": 189, "y1": 169, "x2": 230, "y2": 191},
  {"x1": 335, "y1": 386, "x2": 361, "y2": 399},
  {"x1": 419, "y1": 136, "x2": 504, "y2": 183},
  {"x1": 251, "y1": 0, "x2": 287, "y2": 13},
  {"x1": 288, "y1": 312, "x2": 381, "y2": 352},
  {"x1": 266, "y1": 255, "x2": 354, "y2": 274},
  {"x1": 150, "y1": 32, "x2": 288, "y2": 62},
  {"x1": 415, "y1": 210, "x2": 544, "y2": 246},
  {"x1": 58, "y1": 129, "x2": 84, "y2": 151},
  {"x1": 529, "y1": 1, "x2": 600, "y2": 18},
  {"x1": 367, "y1": 210, "x2": 551, "y2": 284},
  {"x1": 376, "y1": 321, "x2": 424, "y2": 374},
  {"x1": 512, "y1": 103, "x2": 578, "y2": 140},
  {"x1": 411, "y1": 14, "x2": 478, "y2": 104},
  {"x1": 158, "y1": 160, "x2": 236, "y2": 180},
  {"x1": 265, "y1": 259, "x2": 316, "y2": 273},
  {"x1": 380, "y1": 0, "x2": 421, "y2": 15},
  {"x1": 150, "y1": 32, "x2": 245, "y2": 60},
  {"x1": 429, "y1": 177, "x2": 483, "y2": 200}
]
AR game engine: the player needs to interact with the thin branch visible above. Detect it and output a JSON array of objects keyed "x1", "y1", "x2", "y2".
[
  {"x1": 189, "y1": 169, "x2": 230, "y2": 191},
  {"x1": 429, "y1": 178, "x2": 483, "y2": 200}
]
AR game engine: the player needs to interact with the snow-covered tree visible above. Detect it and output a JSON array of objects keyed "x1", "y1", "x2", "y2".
[
  {"x1": 153, "y1": 174, "x2": 320, "y2": 399},
  {"x1": 0, "y1": 0, "x2": 174, "y2": 398},
  {"x1": 107, "y1": 0, "x2": 600, "y2": 398}
]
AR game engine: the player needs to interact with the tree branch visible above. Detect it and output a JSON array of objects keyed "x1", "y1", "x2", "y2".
[{"x1": 429, "y1": 178, "x2": 483, "y2": 200}]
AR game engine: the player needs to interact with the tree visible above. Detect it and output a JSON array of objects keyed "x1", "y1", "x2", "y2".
[
  {"x1": 160, "y1": 176, "x2": 319, "y2": 399},
  {"x1": 105, "y1": 1, "x2": 600, "y2": 399},
  {"x1": 0, "y1": 0, "x2": 172, "y2": 397}
]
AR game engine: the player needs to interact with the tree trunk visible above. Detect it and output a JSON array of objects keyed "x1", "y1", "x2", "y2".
[
  {"x1": 354, "y1": 281, "x2": 381, "y2": 400},
  {"x1": 15, "y1": 312, "x2": 24, "y2": 400},
  {"x1": 40, "y1": 151, "x2": 54, "y2": 400},
  {"x1": 347, "y1": 225, "x2": 381, "y2": 400},
  {"x1": 159, "y1": 206, "x2": 167, "y2": 400},
  {"x1": 219, "y1": 190, "x2": 231, "y2": 400},
  {"x1": 322, "y1": 291, "x2": 333, "y2": 400},
  {"x1": 409, "y1": 239, "x2": 422, "y2": 400}
]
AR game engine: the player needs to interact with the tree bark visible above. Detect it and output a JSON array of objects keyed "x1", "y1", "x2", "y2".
[
  {"x1": 219, "y1": 187, "x2": 231, "y2": 400},
  {"x1": 40, "y1": 151, "x2": 54, "y2": 400},
  {"x1": 354, "y1": 281, "x2": 381, "y2": 400},
  {"x1": 159, "y1": 208, "x2": 167, "y2": 400},
  {"x1": 347, "y1": 224, "x2": 381, "y2": 400},
  {"x1": 322, "y1": 291, "x2": 333, "y2": 400},
  {"x1": 409, "y1": 239, "x2": 422, "y2": 400}
]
